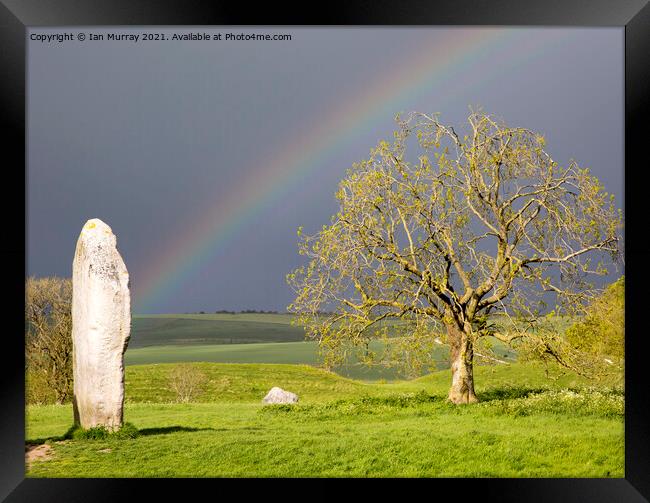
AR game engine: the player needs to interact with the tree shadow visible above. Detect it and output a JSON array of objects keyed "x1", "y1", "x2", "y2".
[{"x1": 478, "y1": 386, "x2": 549, "y2": 402}]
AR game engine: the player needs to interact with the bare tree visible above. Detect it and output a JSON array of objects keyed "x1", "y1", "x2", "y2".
[
  {"x1": 288, "y1": 110, "x2": 622, "y2": 404},
  {"x1": 25, "y1": 277, "x2": 73, "y2": 404},
  {"x1": 168, "y1": 364, "x2": 208, "y2": 403}
]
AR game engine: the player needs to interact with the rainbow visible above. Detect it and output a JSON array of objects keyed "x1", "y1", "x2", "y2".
[{"x1": 133, "y1": 28, "x2": 559, "y2": 313}]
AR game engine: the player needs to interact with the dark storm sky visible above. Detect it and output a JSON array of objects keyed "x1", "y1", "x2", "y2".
[{"x1": 26, "y1": 27, "x2": 624, "y2": 313}]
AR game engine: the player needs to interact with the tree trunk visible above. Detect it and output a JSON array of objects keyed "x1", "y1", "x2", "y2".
[{"x1": 446, "y1": 322, "x2": 478, "y2": 404}]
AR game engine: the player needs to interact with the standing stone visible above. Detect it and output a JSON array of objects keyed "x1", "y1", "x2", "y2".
[{"x1": 72, "y1": 218, "x2": 131, "y2": 431}]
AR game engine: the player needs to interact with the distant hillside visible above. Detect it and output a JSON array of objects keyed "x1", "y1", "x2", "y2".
[{"x1": 129, "y1": 313, "x2": 305, "y2": 348}]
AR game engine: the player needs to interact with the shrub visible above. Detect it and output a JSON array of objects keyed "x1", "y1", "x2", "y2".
[
  {"x1": 259, "y1": 387, "x2": 624, "y2": 420},
  {"x1": 64, "y1": 422, "x2": 140, "y2": 440},
  {"x1": 566, "y1": 276, "x2": 624, "y2": 362},
  {"x1": 168, "y1": 363, "x2": 208, "y2": 403},
  {"x1": 480, "y1": 387, "x2": 624, "y2": 418},
  {"x1": 259, "y1": 391, "x2": 446, "y2": 420},
  {"x1": 26, "y1": 367, "x2": 57, "y2": 405}
]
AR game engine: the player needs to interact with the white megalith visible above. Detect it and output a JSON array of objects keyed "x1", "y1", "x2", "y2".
[
  {"x1": 72, "y1": 218, "x2": 131, "y2": 431},
  {"x1": 262, "y1": 387, "x2": 299, "y2": 404}
]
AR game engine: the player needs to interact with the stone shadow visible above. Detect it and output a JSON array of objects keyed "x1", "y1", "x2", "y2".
[{"x1": 137, "y1": 426, "x2": 216, "y2": 436}]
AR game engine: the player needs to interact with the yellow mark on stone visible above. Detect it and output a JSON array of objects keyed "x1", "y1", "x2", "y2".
[{"x1": 85, "y1": 222, "x2": 96, "y2": 230}]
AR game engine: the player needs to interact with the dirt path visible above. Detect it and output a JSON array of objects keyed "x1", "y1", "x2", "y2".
[{"x1": 25, "y1": 444, "x2": 54, "y2": 467}]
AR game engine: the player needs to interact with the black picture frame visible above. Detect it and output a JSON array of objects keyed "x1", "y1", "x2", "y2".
[{"x1": 2, "y1": 0, "x2": 648, "y2": 500}]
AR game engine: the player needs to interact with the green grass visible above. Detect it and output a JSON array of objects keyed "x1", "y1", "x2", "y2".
[
  {"x1": 126, "y1": 341, "x2": 319, "y2": 365},
  {"x1": 26, "y1": 362, "x2": 623, "y2": 478},
  {"x1": 121, "y1": 360, "x2": 616, "y2": 404},
  {"x1": 124, "y1": 363, "x2": 369, "y2": 404},
  {"x1": 63, "y1": 422, "x2": 140, "y2": 440},
  {"x1": 128, "y1": 314, "x2": 444, "y2": 380},
  {"x1": 130, "y1": 314, "x2": 304, "y2": 348},
  {"x1": 28, "y1": 314, "x2": 619, "y2": 477},
  {"x1": 128, "y1": 314, "x2": 519, "y2": 381},
  {"x1": 125, "y1": 340, "x2": 457, "y2": 380}
]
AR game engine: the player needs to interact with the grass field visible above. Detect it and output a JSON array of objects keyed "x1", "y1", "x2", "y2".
[
  {"x1": 130, "y1": 314, "x2": 304, "y2": 348},
  {"x1": 26, "y1": 362, "x2": 624, "y2": 478},
  {"x1": 125, "y1": 341, "x2": 457, "y2": 380},
  {"x1": 127, "y1": 314, "x2": 517, "y2": 380},
  {"x1": 26, "y1": 313, "x2": 622, "y2": 477}
]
